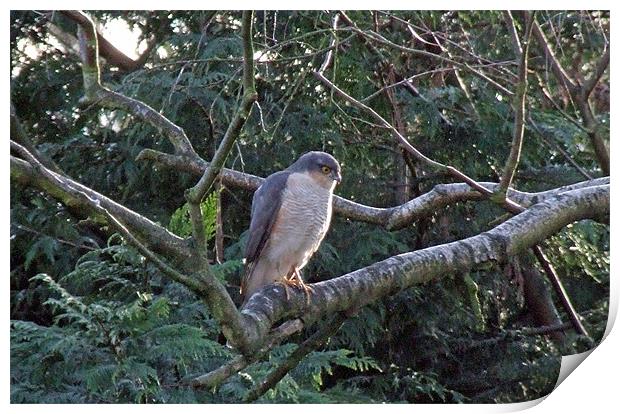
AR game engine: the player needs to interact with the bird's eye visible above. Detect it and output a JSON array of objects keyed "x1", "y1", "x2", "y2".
[{"x1": 321, "y1": 165, "x2": 331, "y2": 174}]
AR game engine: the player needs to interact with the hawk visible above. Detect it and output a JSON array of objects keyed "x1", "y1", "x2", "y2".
[{"x1": 240, "y1": 151, "x2": 342, "y2": 304}]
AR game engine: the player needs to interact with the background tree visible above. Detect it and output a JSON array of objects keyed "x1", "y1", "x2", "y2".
[{"x1": 11, "y1": 10, "x2": 609, "y2": 403}]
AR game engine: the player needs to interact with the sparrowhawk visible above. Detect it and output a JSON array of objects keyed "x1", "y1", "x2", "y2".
[{"x1": 240, "y1": 151, "x2": 342, "y2": 304}]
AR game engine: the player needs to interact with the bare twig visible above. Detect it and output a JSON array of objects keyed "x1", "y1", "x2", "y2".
[
  {"x1": 11, "y1": 223, "x2": 98, "y2": 251},
  {"x1": 190, "y1": 319, "x2": 303, "y2": 389},
  {"x1": 503, "y1": 11, "x2": 523, "y2": 56},
  {"x1": 534, "y1": 72, "x2": 588, "y2": 132},
  {"x1": 456, "y1": 322, "x2": 572, "y2": 351},
  {"x1": 314, "y1": 70, "x2": 445, "y2": 171},
  {"x1": 532, "y1": 16, "x2": 609, "y2": 175},
  {"x1": 527, "y1": 117, "x2": 593, "y2": 180},
  {"x1": 244, "y1": 313, "x2": 348, "y2": 402},
  {"x1": 532, "y1": 19, "x2": 577, "y2": 94},
  {"x1": 337, "y1": 11, "x2": 452, "y2": 126},
  {"x1": 317, "y1": 13, "x2": 340, "y2": 74},
  {"x1": 412, "y1": 15, "x2": 479, "y2": 119},
  {"x1": 582, "y1": 43, "x2": 610, "y2": 99},
  {"x1": 313, "y1": 62, "x2": 526, "y2": 216},
  {"x1": 498, "y1": 11, "x2": 535, "y2": 196},
  {"x1": 11, "y1": 102, "x2": 62, "y2": 174},
  {"x1": 353, "y1": 27, "x2": 514, "y2": 97},
  {"x1": 532, "y1": 246, "x2": 589, "y2": 337}
]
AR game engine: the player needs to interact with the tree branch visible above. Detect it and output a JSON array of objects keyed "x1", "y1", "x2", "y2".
[
  {"x1": 316, "y1": 13, "x2": 340, "y2": 74},
  {"x1": 503, "y1": 11, "x2": 522, "y2": 56},
  {"x1": 11, "y1": 102, "x2": 62, "y2": 174},
  {"x1": 531, "y1": 19, "x2": 577, "y2": 94},
  {"x1": 520, "y1": 260, "x2": 567, "y2": 345},
  {"x1": 528, "y1": 117, "x2": 593, "y2": 180},
  {"x1": 11, "y1": 140, "x2": 208, "y2": 291},
  {"x1": 532, "y1": 16, "x2": 609, "y2": 175},
  {"x1": 244, "y1": 312, "x2": 347, "y2": 402},
  {"x1": 10, "y1": 154, "x2": 195, "y2": 268},
  {"x1": 186, "y1": 10, "x2": 257, "y2": 251},
  {"x1": 65, "y1": 10, "x2": 197, "y2": 158},
  {"x1": 532, "y1": 245, "x2": 589, "y2": 336},
  {"x1": 350, "y1": 25, "x2": 514, "y2": 97},
  {"x1": 240, "y1": 184, "x2": 609, "y2": 345},
  {"x1": 337, "y1": 11, "x2": 453, "y2": 127},
  {"x1": 12, "y1": 139, "x2": 608, "y2": 361},
  {"x1": 11, "y1": 141, "x2": 256, "y2": 354},
  {"x1": 313, "y1": 23, "x2": 595, "y2": 338},
  {"x1": 313, "y1": 58, "x2": 526, "y2": 215},
  {"x1": 498, "y1": 11, "x2": 534, "y2": 195},
  {"x1": 582, "y1": 46, "x2": 609, "y2": 99},
  {"x1": 137, "y1": 148, "x2": 608, "y2": 230},
  {"x1": 60, "y1": 10, "x2": 153, "y2": 71},
  {"x1": 189, "y1": 319, "x2": 303, "y2": 389}
]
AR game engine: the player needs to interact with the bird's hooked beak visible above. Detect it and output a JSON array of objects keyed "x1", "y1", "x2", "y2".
[{"x1": 331, "y1": 170, "x2": 342, "y2": 184}]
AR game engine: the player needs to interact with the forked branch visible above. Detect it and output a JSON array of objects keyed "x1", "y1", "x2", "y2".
[{"x1": 186, "y1": 10, "x2": 257, "y2": 251}]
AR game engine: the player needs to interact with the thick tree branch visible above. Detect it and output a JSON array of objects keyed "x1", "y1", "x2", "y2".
[
  {"x1": 60, "y1": 10, "x2": 155, "y2": 71},
  {"x1": 12, "y1": 139, "x2": 608, "y2": 362},
  {"x1": 240, "y1": 184, "x2": 609, "y2": 345},
  {"x1": 313, "y1": 24, "x2": 594, "y2": 337},
  {"x1": 11, "y1": 143, "x2": 255, "y2": 354},
  {"x1": 11, "y1": 140, "x2": 208, "y2": 292},
  {"x1": 61, "y1": 12, "x2": 257, "y2": 349},
  {"x1": 137, "y1": 151, "x2": 609, "y2": 342},
  {"x1": 10, "y1": 154, "x2": 195, "y2": 268}
]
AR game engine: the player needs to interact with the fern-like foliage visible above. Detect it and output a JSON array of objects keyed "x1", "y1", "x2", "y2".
[
  {"x1": 11, "y1": 240, "x2": 232, "y2": 403},
  {"x1": 168, "y1": 191, "x2": 219, "y2": 241}
]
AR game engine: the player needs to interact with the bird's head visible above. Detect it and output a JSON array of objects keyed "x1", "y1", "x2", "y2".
[{"x1": 289, "y1": 151, "x2": 342, "y2": 190}]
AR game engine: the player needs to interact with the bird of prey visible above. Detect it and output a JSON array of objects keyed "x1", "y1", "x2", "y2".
[{"x1": 240, "y1": 151, "x2": 342, "y2": 304}]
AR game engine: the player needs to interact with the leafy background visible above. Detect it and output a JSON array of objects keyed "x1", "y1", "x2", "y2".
[{"x1": 10, "y1": 10, "x2": 609, "y2": 403}]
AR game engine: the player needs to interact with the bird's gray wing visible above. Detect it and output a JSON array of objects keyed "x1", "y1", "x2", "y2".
[{"x1": 241, "y1": 171, "x2": 290, "y2": 295}]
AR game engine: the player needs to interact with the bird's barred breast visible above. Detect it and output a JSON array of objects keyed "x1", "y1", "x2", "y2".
[{"x1": 266, "y1": 172, "x2": 333, "y2": 267}]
